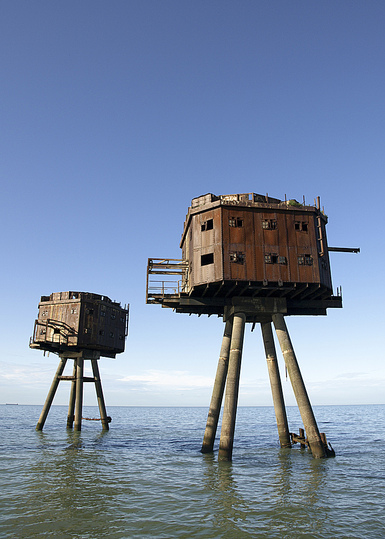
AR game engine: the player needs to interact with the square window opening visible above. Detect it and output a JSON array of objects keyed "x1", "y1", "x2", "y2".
[
  {"x1": 201, "y1": 253, "x2": 214, "y2": 266},
  {"x1": 262, "y1": 219, "x2": 277, "y2": 230},
  {"x1": 230, "y1": 252, "x2": 245, "y2": 264},
  {"x1": 201, "y1": 219, "x2": 213, "y2": 231},
  {"x1": 229, "y1": 217, "x2": 243, "y2": 228}
]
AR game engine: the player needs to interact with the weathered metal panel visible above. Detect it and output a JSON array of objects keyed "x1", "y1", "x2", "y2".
[
  {"x1": 253, "y1": 209, "x2": 265, "y2": 281},
  {"x1": 31, "y1": 292, "x2": 128, "y2": 358},
  {"x1": 190, "y1": 207, "x2": 223, "y2": 286}
]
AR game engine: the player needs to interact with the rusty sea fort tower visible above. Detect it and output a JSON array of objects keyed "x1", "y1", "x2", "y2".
[
  {"x1": 147, "y1": 192, "x2": 359, "y2": 460},
  {"x1": 30, "y1": 292, "x2": 129, "y2": 431}
]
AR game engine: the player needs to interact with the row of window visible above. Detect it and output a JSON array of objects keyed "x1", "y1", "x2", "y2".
[
  {"x1": 97, "y1": 329, "x2": 124, "y2": 340},
  {"x1": 39, "y1": 328, "x2": 124, "y2": 340},
  {"x1": 200, "y1": 253, "x2": 314, "y2": 266},
  {"x1": 40, "y1": 308, "x2": 124, "y2": 322},
  {"x1": 200, "y1": 218, "x2": 309, "y2": 232}
]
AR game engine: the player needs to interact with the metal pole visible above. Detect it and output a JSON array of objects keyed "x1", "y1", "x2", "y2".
[
  {"x1": 218, "y1": 312, "x2": 246, "y2": 461},
  {"x1": 91, "y1": 359, "x2": 109, "y2": 431},
  {"x1": 201, "y1": 318, "x2": 233, "y2": 453},
  {"x1": 66, "y1": 360, "x2": 77, "y2": 429},
  {"x1": 74, "y1": 357, "x2": 84, "y2": 431},
  {"x1": 272, "y1": 313, "x2": 326, "y2": 458},
  {"x1": 261, "y1": 321, "x2": 291, "y2": 448},
  {"x1": 36, "y1": 356, "x2": 68, "y2": 431}
]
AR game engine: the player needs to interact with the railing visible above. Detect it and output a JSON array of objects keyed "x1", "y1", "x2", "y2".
[{"x1": 146, "y1": 258, "x2": 189, "y2": 303}]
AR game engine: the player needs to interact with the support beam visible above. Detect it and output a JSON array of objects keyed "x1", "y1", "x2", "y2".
[
  {"x1": 218, "y1": 312, "x2": 246, "y2": 461},
  {"x1": 272, "y1": 313, "x2": 326, "y2": 458},
  {"x1": 74, "y1": 358, "x2": 84, "y2": 431},
  {"x1": 67, "y1": 361, "x2": 77, "y2": 429},
  {"x1": 91, "y1": 359, "x2": 109, "y2": 431},
  {"x1": 36, "y1": 356, "x2": 68, "y2": 431},
  {"x1": 260, "y1": 321, "x2": 291, "y2": 448},
  {"x1": 201, "y1": 318, "x2": 233, "y2": 453}
]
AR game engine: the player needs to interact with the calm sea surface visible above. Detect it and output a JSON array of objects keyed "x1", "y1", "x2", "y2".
[{"x1": 0, "y1": 404, "x2": 384, "y2": 538}]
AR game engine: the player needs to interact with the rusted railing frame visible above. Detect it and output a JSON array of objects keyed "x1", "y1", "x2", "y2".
[{"x1": 146, "y1": 258, "x2": 189, "y2": 302}]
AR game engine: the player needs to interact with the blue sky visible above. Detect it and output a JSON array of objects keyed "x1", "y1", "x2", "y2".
[{"x1": 1, "y1": 1, "x2": 384, "y2": 408}]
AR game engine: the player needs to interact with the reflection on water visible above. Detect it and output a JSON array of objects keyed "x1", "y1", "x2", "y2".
[
  {"x1": 202, "y1": 453, "x2": 250, "y2": 535},
  {"x1": 200, "y1": 445, "x2": 334, "y2": 538},
  {"x1": 0, "y1": 405, "x2": 384, "y2": 538},
  {"x1": 13, "y1": 430, "x2": 124, "y2": 539}
]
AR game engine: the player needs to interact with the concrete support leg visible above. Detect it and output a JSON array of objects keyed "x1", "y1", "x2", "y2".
[
  {"x1": 67, "y1": 361, "x2": 77, "y2": 429},
  {"x1": 272, "y1": 313, "x2": 326, "y2": 458},
  {"x1": 261, "y1": 321, "x2": 291, "y2": 448},
  {"x1": 201, "y1": 318, "x2": 233, "y2": 453},
  {"x1": 91, "y1": 359, "x2": 109, "y2": 431},
  {"x1": 218, "y1": 312, "x2": 246, "y2": 461},
  {"x1": 36, "y1": 357, "x2": 68, "y2": 431},
  {"x1": 74, "y1": 358, "x2": 84, "y2": 432}
]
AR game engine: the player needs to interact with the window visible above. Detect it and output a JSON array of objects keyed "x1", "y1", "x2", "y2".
[
  {"x1": 229, "y1": 217, "x2": 243, "y2": 227},
  {"x1": 40, "y1": 328, "x2": 46, "y2": 335},
  {"x1": 298, "y1": 254, "x2": 313, "y2": 266},
  {"x1": 84, "y1": 328, "x2": 91, "y2": 334},
  {"x1": 119, "y1": 334, "x2": 124, "y2": 340},
  {"x1": 201, "y1": 253, "x2": 214, "y2": 266},
  {"x1": 201, "y1": 219, "x2": 213, "y2": 231},
  {"x1": 99, "y1": 330, "x2": 105, "y2": 336},
  {"x1": 262, "y1": 219, "x2": 277, "y2": 230},
  {"x1": 111, "y1": 310, "x2": 116, "y2": 320},
  {"x1": 109, "y1": 331, "x2": 114, "y2": 338},
  {"x1": 42, "y1": 310, "x2": 48, "y2": 316},
  {"x1": 230, "y1": 252, "x2": 245, "y2": 264},
  {"x1": 70, "y1": 308, "x2": 77, "y2": 314},
  {"x1": 265, "y1": 253, "x2": 286, "y2": 264},
  {"x1": 86, "y1": 308, "x2": 93, "y2": 315},
  {"x1": 295, "y1": 221, "x2": 308, "y2": 232},
  {"x1": 100, "y1": 311, "x2": 106, "y2": 317}
]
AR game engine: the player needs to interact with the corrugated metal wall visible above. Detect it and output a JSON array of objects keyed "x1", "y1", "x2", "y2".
[{"x1": 184, "y1": 204, "x2": 332, "y2": 290}]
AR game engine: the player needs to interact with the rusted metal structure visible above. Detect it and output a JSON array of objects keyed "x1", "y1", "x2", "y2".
[
  {"x1": 30, "y1": 291, "x2": 129, "y2": 431},
  {"x1": 147, "y1": 192, "x2": 359, "y2": 460}
]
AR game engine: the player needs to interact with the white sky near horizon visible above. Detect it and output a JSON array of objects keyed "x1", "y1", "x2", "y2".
[{"x1": 1, "y1": 1, "x2": 384, "y2": 410}]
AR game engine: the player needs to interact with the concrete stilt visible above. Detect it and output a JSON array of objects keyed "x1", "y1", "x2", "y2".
[
  {"x1": 201, "y1": 318, "x2": 233, "y2": 453},
  {"x1": 66, "y1": 361, "x2": 77, "y2": 429},
  {"x1": 36, "y1": 357, "x2": 68, "y2": 431},
  {"x1": 91, "y1": 359, "x2": 109, "y2": 431},
  {"x1": 261, "y1": 321, "x2": 291, "y2": 448},
  {"x1": 74, "y1": 357, "x2": 84, "y2": 431},
  {"x1": 218, "y1": 312, "x2": 246, "y2": 461},
  {"x1": 272, "y1": 313, "x2": 326, "y2": 458}
]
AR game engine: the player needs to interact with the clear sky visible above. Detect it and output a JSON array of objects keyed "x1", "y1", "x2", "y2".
[{"x1": 1, "y1": 1, "x2": 384, "y2": 409}]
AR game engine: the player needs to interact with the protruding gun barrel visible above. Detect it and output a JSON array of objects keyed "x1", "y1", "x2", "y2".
[{"x1": 328, "y1": 247, "x2": 360, "y2": 253}]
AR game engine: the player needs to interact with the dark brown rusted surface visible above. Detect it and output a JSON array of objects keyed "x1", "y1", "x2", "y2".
[
  {"x1": 146, "y1": 193, "x2": 348, "y2": 318},
  {"x1": 30, "y1": 291, "x2": 129, "y2": 358}
]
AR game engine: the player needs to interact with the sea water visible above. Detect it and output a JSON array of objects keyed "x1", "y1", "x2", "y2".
[{"x1": 0, "y1": 404, "x2": 384, "y2": 538}]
